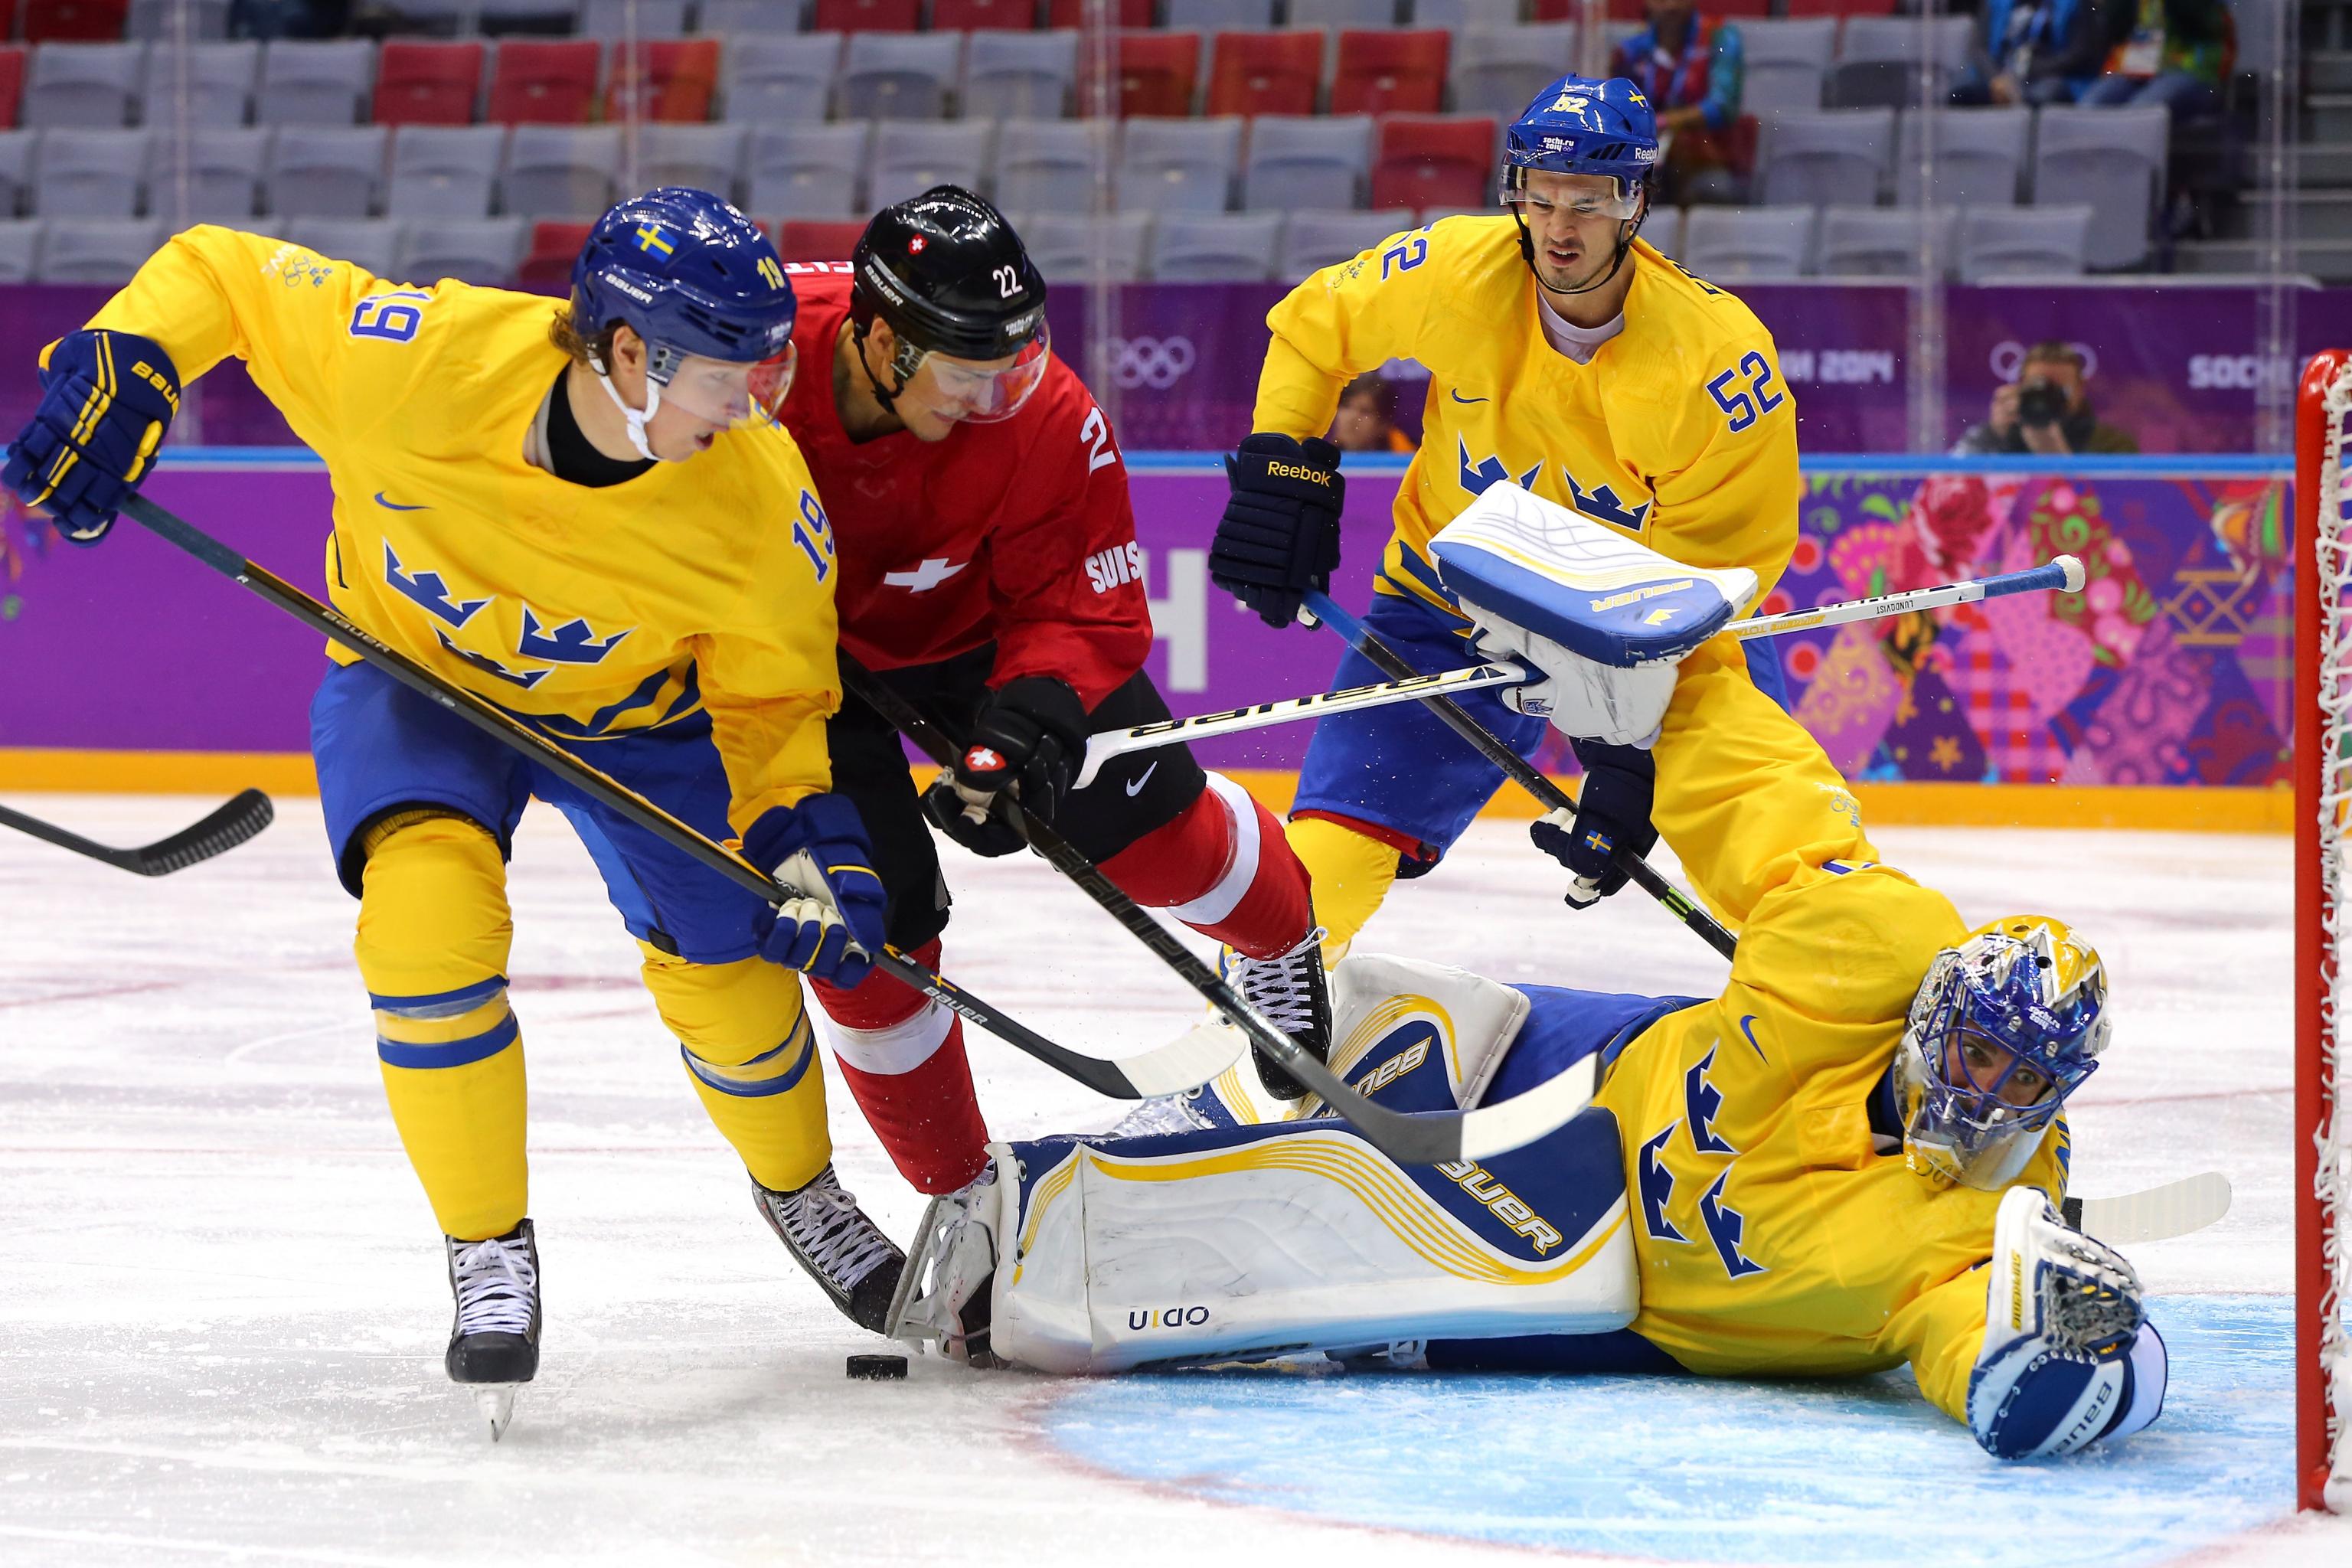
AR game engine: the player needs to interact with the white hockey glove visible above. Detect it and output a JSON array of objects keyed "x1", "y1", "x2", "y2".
[
  {"x1": 1469, "y1": 610, "x2": 1678, "y2": 749},
  {"x1": 1966, "y1": 1185, "x2": 2167, "y2": 1459}
]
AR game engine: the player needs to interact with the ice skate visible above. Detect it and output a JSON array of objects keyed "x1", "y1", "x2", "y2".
[
  {"x1": 753, "y1": 1165, "x2": 905, "y2": 1334},
  {"x1": 1227, "y1": 922, "x2": 1332, "y2": 1100},
  {"x1": 885, "y1": 1165, "x2": 1001, "y2": 1367},
  {"x1": 443, "y1": 1220, "x2": 541, "y2": 1442}
]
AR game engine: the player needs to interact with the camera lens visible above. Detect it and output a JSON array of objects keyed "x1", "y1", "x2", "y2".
[{"x1": 2018, "y1": 384, "x2": 2066, "y2": 428}]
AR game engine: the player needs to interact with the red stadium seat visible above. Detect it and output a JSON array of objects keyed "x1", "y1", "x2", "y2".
[
  {"x1": 775, "y1": 218, "x2": 865, "y2": 262},
  {"x1": 1330, "y1": 30, "x2": 1446, "y2": 117},
  {"x1": 488, "y1": 40, "x2": 602, "y2": 126},
  {"x1": 0, "y1": 46, "x2": 24, "y2": 132},
  {"x1": 518, "y1": 220, "x2": 593, "y2": 294},
  {"x1": 1205, "y1": 31, "x2": 1321, "y2": 119},
  {"x1": 933, "y1": 0, "x2": 1039, "y2": 29},
  {"x1": 1045, "y1": 0, "x2": 1150, "y2": 28},
  {"x1": 20, "y1": 0, "x2": 128, "y2": 41},
  {"x1": 1781, "y1": 0, "x2": 1898, "y2": 15},
  {"x1": 604, "y1": 39, "x2": 722, "y2": 123},
  {"x1": 812, "y1": 0, "x2": 921, "y2": 32},
  {"x1": 1370, "y1": 114, "x2": 1494, "y2": 214},
  {"x1": 1083, "y1": 30, "x2": 1200, "y2": 119},
  {"x1": 375, "y1": 41, "x2": 485, "y2": 128}
]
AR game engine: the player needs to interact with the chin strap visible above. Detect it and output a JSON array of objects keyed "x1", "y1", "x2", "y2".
[
  {"x1": 850, "y1": 318, "x2": 916, "y2": 417},
  {"x1": 589, "y1": 353, "x2": 673, "y2": 463}
]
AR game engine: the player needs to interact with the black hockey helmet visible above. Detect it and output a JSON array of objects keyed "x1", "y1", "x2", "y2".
[{"x1": 849, "y1": 185, "x2": 1051, "y2": 423}]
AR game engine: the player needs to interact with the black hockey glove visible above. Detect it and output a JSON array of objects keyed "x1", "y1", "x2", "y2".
[
  {"x1": 1529, "y1": 740, "x2": 1659, "y2": 910},
  {"x1": 921, "y1": 676, "x2": 1089, "y2": 859},
  {"x1": 1209, "y1": 432, "x2": 1344, "y2": 627}
]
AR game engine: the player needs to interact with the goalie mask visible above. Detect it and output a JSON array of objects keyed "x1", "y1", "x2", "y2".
[{"x1": 1894, "y1": 916, "x2": 2110, "y2": 1191}]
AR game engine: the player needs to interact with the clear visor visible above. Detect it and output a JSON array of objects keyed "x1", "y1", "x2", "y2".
[
  {"x1": 911, "y1": 322, "x2": 1051, "y2": 426},
  {"x1": 1501, "y1": 180, "x2": 1644, "y2": 222},
  {"x1": 651, "y1": 343, "x2": 798, "y2": 429}
]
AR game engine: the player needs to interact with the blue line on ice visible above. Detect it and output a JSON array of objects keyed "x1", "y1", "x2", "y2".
[{"x1": 1039, "y1": 1294, "x2": 2293, "y2": 1563}]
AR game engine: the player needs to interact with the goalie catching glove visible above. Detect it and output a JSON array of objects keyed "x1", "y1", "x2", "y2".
[
  {"x1": 920, "y1": 676, "x2": 1089, "y2": 858},
  {"x1": 2, "y1": 329, "x2": 181, "y2": 544},
  {"x1": 743, "y1": 794, "x2": 889, "y2": 988}
]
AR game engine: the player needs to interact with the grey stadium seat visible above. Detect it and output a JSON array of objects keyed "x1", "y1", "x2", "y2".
[
  {"x1": 34, "y1": 217, "x2": 168, "y2": 284},
  {"x1": 1165, "y1": 0, "x2": 1276, "y2": 29},
  {"x1": 395, "y1": 216, "x2": 528, "y2": 288},
  {"x1": 724, "y1": 34, "x2": 844, "y2": 126},
  {"x1": 24, "y1": 43, "x2": 149, "y2": 129},
  {"x1": 701, "y1": 0, "x2": 805, "y2": 34},
  {"x1": 1755, "y1": 107, "x2": 1895, "y2": 208},
  {"x1": 837, "y1": 31, "x2": 962, "y2": 122},
  {"x1": 1277, "y1": 207, "x2": 1413, "y2": 276},
  {"x1": 1896, "y1": 107, "x2": 2028, "y2": 208},
  {"x1": 266, "y1": 126, "x2": 387, "y2": 219},
  {"x1": 1289, "y1": 0, "x2": 1398, "y2": 24},
  {"x1": 1243, "y1": 113, "x2": 1372, "y2": 211},
  {"x1": 0, "y1": 220, "x2": 41, "y2": 283},
  {"x1": 1014, "y1": 210, "x2": 1150, "y2": 284},
  {"x1": 1640, "y1": 204, "x2": 1681, "y2": 258},
  {"x1": 0, "y1": 131, "x2": 37, "y2": 219},
  {"x1": 2030, "y1": 106, "x2": 2168, "y2": 270},
  {"x1": 1149, "y1": 211, "x2": 1282, "y2": 282},
  {"x1": 1736, "y1": 19, "x2": 1835, "y2": 115},
  {"x1": 138, "y1": 41, "x2": 261, "y2": 129},
  {"x1": 387, "y1": 125, "x2": 506, "y2": 220},
  {"x1": 1956, "y1": 203, "x2": 2092, "y2": 282},
  {"x1": 256, "y1": 40, "x2": 376, "y2": 127},
  {"x1": 745, "y1": 122, "x2": 871, "y2": 219},
  {"x1": 286, "y1": 217, "x2": 405, "y2": 282},
  {"x1": 1828, "y1": 16, "x2": 1972, "y2": 109},
  {"x1": 501, "y1": 126, "x2": 622, "y2": 222},
  {"x1": 580, "y1": 0, "x2": 694, "y2": 36},
  {"x1": 991, "y1": 119, "x2": 1110, "y2": 217},
  {"x1": 635, "y1": 124, "x2": 749, "y2": 201},
  {"x1": 1681, "y1": 205, "x2": 1815, "y2": 282},
  {"x1": 35, "y1": 129, "x2": 155, "y2": 217},
  {"x1": 1448, "y1": 24, "x2": 1577, "y2": 122},
  {"x1": 126, "y1": 0, "x2": 230, "y2": 38},
  {"x1": 1410, "y1": 0, "x2": 1518, "y2": 28},
  {"x1": 149, "y1": 126, "x2": 272, "y2": 224},
  {"x1": 1116, "y1": 117, "x2": 1242, "y2": 214},
  {"x1": 1815, "y1": 204, "x2": 1957, "y2": 278},
  {"x1": 962, "y1": 30, "x2": 1078, "y2": 122},
  {"x1": 868, "y1": 121, "x2": 991, "y2": 211}
]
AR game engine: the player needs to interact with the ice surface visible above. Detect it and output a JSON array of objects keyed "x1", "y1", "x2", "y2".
[{"x1": 1, "y1": 794, "x2": 2344, "y2": 1566}]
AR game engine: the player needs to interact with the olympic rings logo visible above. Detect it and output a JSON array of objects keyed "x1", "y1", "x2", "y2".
[
  {"x1": 1989, "y1": 339, "x2": 2099, "y2": 383},
  {"x1": 1111, "y1": 335, "x2": 1197, "y2": 390}
]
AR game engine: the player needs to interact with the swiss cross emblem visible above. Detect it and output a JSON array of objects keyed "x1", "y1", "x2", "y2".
[
  {"x1": 909, "y1": 235, "x2": 927, "y2": 254},
  {"x1": 965, "y1": 746, "x2": 1002, "y2": 772}
]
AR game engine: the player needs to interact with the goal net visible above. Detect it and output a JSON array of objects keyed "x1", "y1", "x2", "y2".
[{"x1": 2298, "y1": 348, "x2": 2352, "y2": 1514}]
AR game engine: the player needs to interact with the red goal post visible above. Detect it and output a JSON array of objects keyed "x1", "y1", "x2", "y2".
[{"x1": 2297, "y1": 348, "x2": 2352, "y2": 1514}]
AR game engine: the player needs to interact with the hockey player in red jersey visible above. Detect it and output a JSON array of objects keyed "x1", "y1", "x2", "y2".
[{"x1": 774, "y1": 187, "x2": 1328, "y2": 1198}]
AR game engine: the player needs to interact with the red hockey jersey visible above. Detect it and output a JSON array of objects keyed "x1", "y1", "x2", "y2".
[{"x1": 776, "y1": 267, "x2": 1152, "y2": 709}]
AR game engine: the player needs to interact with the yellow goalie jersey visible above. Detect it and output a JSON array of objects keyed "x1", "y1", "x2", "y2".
[
  {"x1": 83, "y1": 225, "x2": 839, "y2": 835},
  {"x1": 1591, "y1": 665, "x2": 2069, "y2": 1423},
  {"x1": 1253, "y1": 214, "x2": 1800, "y2": 616}
]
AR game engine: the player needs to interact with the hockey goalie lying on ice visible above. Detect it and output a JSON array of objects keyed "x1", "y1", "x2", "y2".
[{"x1": 892, "y1": 491, "x2": 2166, "y2": 1465}]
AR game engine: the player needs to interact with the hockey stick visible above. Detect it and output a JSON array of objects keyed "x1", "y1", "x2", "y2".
[
  {"x1": 1073, "y1": 660, "x2": 1527, "y2": 789},
  {"x1": 1720, "y1": 555, "x2": 2086, "y2": 642},
  {"x1": 843, "y1": 660, "x2": 1594, "y2": 1166},
  {"x1": 116, "y1": 495, "x2": 1230, "y2": 1102},
  {"x1": 0, "y1": 789, "x2": 274, "y2": 876},
  {"x1": 2063, "y1": 1171, "x2": 2231, "y2": 1246},
  {"x1": 1301, "y1": 590, "x2": 1739, "y2": 963}
]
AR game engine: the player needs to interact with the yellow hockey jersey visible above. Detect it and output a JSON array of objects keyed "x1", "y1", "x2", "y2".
[
  {"x1": 1253, "y1": 216, "x2": 1800, "y2": 618},
  {"x1": 1593, "y1": 656, "x2": 2067, "y2": 1422},
  {"x1": 83, "y1": 227, "x2": 839, "y2": 835}
]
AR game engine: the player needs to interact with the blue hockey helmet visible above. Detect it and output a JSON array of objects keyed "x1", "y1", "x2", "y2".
[
  {"x1": 568, "y1": 186, "x2": 799, "y2": 456},
  {"x1": 1894, "y1": 916, "x2": 2112, "y2": 1191},
  {"x1": 1501, "y1": 75, "x2": 1661, "y2": 200}
]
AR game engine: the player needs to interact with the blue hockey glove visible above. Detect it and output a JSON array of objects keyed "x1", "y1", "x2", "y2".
[
  {"x1": 1530, "y1": 740, "x2": 1658, "y2": 910},
  {"x1": 921, "y1": 675, "x2": 1088, "y2": 858},
  {"x1": 1210, "y1": 432, "x2": 1344, "y2": 627},
  {"x1": 744, "y1": 794, "x2": 890, "y2": 989},
  {"x1": 2, "y1": 329, "x2": 181, "y2": 545}
]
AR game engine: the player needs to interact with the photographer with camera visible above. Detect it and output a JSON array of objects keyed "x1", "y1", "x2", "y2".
[{"x1": 1954, "y1": 341, "x2": 2138, "y2": 456}]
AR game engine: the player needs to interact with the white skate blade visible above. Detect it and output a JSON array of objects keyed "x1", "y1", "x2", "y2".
[{"x1": 472, "y1": 1383, "x2": 520, "y2": 1442}]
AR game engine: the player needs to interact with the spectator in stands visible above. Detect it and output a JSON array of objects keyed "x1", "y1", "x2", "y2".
[
  {"x1": 1952, "y1": 0, "x2": 2114, "y2": 107},
  {"x1": 1328, "y1": 373, "x2": 1414, "y2": 454},
  {"x1": 2079, "y1": 0, "x2": 2232, "y2": 116},
  {"x1": 1609, "y1": 0, "x2": 1745, "y2": 207},
  {"x1": 1953, "y1": 341, "x2": 2138, "y2": 456}
]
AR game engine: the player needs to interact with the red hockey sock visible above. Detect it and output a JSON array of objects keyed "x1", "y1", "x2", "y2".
[
  {"x1": 1098, "y1": 773, "x2": 1315, "y2": 961},
  {"x1": 808, "y1": 939, "x2": 991, "y2": 1194}
]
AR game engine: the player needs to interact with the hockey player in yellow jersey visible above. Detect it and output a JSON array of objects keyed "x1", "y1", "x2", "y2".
[
  {"x1": 2, "y1": 190, "x2": 906, "y2": 1432},
  {"x1": 1207, "y1": 74, "x2": 1805, "y2": 1001},
  {"x1": 890, "y1": 606, "x2": 2168, "y2": 1462}
]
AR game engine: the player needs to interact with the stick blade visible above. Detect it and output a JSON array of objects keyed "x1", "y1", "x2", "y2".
[
  {"x1": 2063, "y1": 1172, "x2": 2232, "y2": 1245},
  {"x1": 131, "y1": 789, "x2": 274, "y2": 876},
  {"x1": 1109, "y1": 1021, "x2": 1249, "y2": 1099}
]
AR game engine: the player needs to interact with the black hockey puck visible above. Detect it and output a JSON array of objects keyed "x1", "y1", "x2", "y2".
[{"x1": 847, "y1": 1353, "x2": 909, "y2": 1381}]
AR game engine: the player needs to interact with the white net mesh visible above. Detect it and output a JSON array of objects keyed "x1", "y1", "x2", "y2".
[{"x1": 2313, "y1": 353, "x2": 2352, "y2": 1514}]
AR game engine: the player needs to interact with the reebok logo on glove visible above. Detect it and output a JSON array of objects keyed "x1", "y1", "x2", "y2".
[{"x1": 1265, "y1": 462, "x2": 1335, "y2": 488}]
